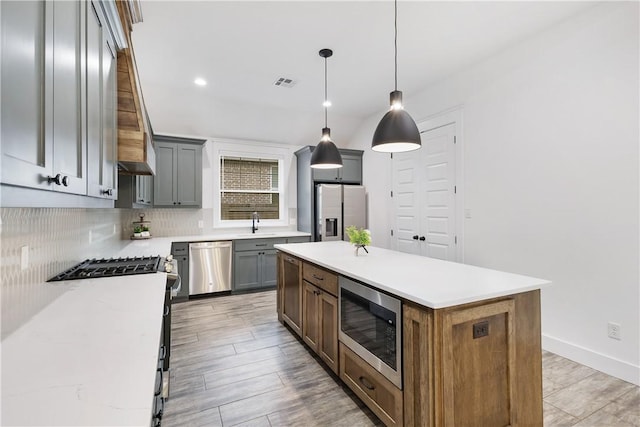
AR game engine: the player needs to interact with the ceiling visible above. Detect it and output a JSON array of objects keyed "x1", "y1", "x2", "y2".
[{"x1": 132, "y1": 1, "x2": 596, "y2": 146}]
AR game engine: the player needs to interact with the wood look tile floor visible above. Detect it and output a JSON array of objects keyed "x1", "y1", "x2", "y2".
[{"x1": 164, "y1": 290, "x2": 639, "y2": 427}]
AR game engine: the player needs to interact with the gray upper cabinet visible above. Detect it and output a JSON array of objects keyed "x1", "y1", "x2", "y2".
[
  {"x1": 296, "y1": 146, "x2": 363, "y2": 184},
  {"x1": 153, "y1": 136, "x2": 205, "y2": 208},
  {"x1": 1, "y1": 0, "x2": 121, "y2": 206},
  {"x1": 115, "y1": 174, "x2": 152, "y2": 208},
  {"x1": 86, "y1": 1, "x2": 117, "y2": 200}
]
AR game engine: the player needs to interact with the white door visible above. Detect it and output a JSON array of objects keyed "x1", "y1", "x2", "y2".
[
  {"x1": 419, "y1": 123, "x2": 457, "y2": 261},
  {"x1": 392, "y1": 152, "x2": 421, "y2": 255},
  {"x1": 392, "y1": 118, "x2": 459, "y2": 261}
]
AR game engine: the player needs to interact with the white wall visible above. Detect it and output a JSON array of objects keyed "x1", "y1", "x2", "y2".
[{"x1": 346, "y1": 2, "x2": 639, "y2": 384}]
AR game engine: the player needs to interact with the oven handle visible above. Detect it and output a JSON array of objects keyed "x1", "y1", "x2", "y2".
[{"x1": 358, "y1": 376, "x2": 376, "y2": 391}]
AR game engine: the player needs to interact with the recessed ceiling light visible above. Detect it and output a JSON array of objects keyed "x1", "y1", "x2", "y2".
[{"x1": 194, "y1": 78, "x2": 207, "y2": 86}]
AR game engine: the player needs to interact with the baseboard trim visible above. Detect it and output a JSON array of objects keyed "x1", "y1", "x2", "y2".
[{"x1": 542, "y1": 334, "x2": 639, "y2": 386}]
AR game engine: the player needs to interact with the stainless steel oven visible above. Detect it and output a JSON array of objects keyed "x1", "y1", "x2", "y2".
[{"x1": 339, "y1": 276, "x2": 402, "y2": 389}]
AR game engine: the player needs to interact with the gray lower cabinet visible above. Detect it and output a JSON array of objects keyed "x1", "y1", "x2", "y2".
[
  {"x1": 233, "y1": 236, "x2": 310, "y2": 292},
  {"x1": 171, "y1": 242, "x2": 189, "y2": 302},
  {"x1": 154, "y1": 136, "x2": 205, "y2": 208}
]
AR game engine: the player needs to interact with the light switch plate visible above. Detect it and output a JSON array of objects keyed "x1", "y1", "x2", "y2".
[{"x1": 20, "y1": 245, "x2": 29, "y2": 270}]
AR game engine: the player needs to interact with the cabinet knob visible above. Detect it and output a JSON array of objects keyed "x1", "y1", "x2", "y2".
[
  {"x1": 47, "y1": 174, "x2": 62, "y2": 186},
  {"x1": 102, "y1": 188, "x2": 113, "y2": 196},
  {"x1": 412, "y1": 235, "x2": 419, "y2": 240},
  {"x1": 173, "y1": 202, "x2": 177, "y2": 205},
  {"x1": 419, "y1": 236, "x2": 426, "y2": 241},
  {"x1": 61, "y1": 175, "x2": 69, "y2": 187},
  {"x1": 178, "y1": 201, "x2": 181, "y2": 205}
]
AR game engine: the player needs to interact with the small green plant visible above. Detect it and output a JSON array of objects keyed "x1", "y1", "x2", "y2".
[
  {"x1": 142, "y1": 226, "x2": 150, "y2": 232},
  {"x1": 345, "y1": 226, "x2": 371, "y2": 247},
  {"x1": 133, "y1": 225, "x2": 143, "y2": 234}
]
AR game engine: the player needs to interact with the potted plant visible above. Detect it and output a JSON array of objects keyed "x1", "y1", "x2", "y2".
[
  {"x1": 133, "y1": 225, "x2": 143, "y2": 238},
  {"x1": 141, "y1": 225, "x2": 151, "y2": 238},
  {"x1": 345, "y1": 226, "x2": 371, "y2": 256}
]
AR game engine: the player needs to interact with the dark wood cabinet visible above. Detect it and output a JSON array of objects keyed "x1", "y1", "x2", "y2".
[{"x1": 280, "y1": 254, "x2": 302, "y2": 336}]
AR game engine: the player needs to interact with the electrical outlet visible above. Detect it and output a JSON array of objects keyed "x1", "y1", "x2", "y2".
[
  {"x1": 198, "y1": 220, "x2": 204, "y2": 229},
  {"x1": 465, "y1": 209, "x2": 472, "y2": 219},
  {"x1": 473, "y1": 321, "x2": 489, "y2": 339},
  {"x1": 608, "y1": 322, "x2": 621, "y2": 340},
  {"x1": 20, "y1": 245, "x2": 29, "y2": 270}
]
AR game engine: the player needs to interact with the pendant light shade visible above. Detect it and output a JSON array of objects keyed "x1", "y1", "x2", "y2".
[
  {"x1": 311, "y1": 128, "x2": 343, "y2": 169},
  {"x1": 372, "y1": 91, "x2": 421, "y2": 152},
  {"x1": 311, "y1": 48, "x2": 343, "y2": 169},
  {"x1": 371, "y1": 0, "x2": 421, "y2": 153}
]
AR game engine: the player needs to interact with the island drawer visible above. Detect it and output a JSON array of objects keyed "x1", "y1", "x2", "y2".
[
  {"x1": 339, "y1": 343, "x2": 403, "y2": 426},
  {"x1": 302, "y1": 262, "x2": 338, "y2": 296}
]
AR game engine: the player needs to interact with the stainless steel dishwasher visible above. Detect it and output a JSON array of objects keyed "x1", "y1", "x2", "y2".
[{"x1": 189, "y1": 241, "x2": 232, "y2": 296}]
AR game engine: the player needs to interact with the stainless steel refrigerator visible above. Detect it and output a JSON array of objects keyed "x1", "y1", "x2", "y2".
[{"x1": 316, "y1": 184, "x2": 366, "y2": 241}]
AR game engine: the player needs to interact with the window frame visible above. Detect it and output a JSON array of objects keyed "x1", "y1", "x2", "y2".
[{"x1": 213, "y1": 139, "x2": 291, "y2": 229}]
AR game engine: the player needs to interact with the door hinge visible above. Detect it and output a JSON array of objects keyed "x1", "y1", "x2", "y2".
[
  {"x1": 454, "y1": 135, "x2": 457, "y2": 144},
  {"x1": 391, "y1": 229, "x2": 394, "y2": 237}
]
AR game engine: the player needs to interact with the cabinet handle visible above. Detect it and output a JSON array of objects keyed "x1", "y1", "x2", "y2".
[
  {"x1": 412, "y1": 235, "x2": 419, "y2": 240},
  {"x1": 47, "y1": 174, "x2": 62, "y2": 186},
  {"x1": 358, "y1": 376, "x2": 375, "y2": 391},
  {"x1": 312, "y1": 274, "x2": 324, "y2": 281},
  {"x1": 285, "y1": 257, "x2": 296, "y2": 264},
  {"x1": 102, "y1": 188, "x2": 113, "y2": 196},
  {"x1": 419, "y1": 236, "x2": 426, "y2": 241},
  {"x1": 255, "y1": 244, "x2": 268, "y2": 247},
  {"x1": 164, "y1": 306, "x2": 169, "y2": 316}
]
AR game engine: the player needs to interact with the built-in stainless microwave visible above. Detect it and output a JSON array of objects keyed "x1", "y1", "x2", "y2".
[{"x1": 338, "y1": 276, "x2": 402, "y2": 389}]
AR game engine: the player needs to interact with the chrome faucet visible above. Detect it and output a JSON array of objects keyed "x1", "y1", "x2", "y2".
[{"x1": 252, "y1": 211, "x2": 260, "y2": 233}]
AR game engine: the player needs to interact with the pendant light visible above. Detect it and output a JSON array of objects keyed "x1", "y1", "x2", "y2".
[
  {"x1": 371, "y1": 0, "x2": 421, "y2": 153},
  {"x1": 311, "y1": 48, "x2": 343, "y2": 169}
]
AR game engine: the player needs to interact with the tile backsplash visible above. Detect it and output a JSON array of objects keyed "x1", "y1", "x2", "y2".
[
  {"x1": 1, "y1": 206, "x2": 298, "y2": 339},
  {"x1": 1, "y1": 208, "x2": 124, "y2": 339}
]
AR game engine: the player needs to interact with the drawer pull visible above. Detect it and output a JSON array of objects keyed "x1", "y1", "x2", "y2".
[
  {"x1": 312, "y1": 274, "x2": 324, "y2": 281},
  {"x1": 285, "y1": 257, "x2": 296, "y2": 263},
  {"x1": 255, "y1": 243, "x2": 268, "y2": 247},
  {"x1": 358, "y1": 376, "x2": 375, "y2": 391}
]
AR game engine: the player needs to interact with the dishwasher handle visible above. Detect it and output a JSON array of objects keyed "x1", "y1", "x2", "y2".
[{"x1": 189, "y1": 241, "x2": 232, "y2": 250}]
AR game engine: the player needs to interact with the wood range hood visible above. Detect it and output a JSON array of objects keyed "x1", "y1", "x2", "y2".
[{"x1": 116, "y1": 0, "x2": 155, "y2": 176}]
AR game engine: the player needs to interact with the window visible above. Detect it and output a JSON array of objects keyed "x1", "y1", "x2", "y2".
[{"x1": 220, "y1": 156, "x2": 280, "y2": 220}]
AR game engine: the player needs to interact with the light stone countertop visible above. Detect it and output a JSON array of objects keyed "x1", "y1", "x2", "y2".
[
  {"x1": 275, "y1": 241, "x2": 551, "y2": 309},
  {"x1": 115, "y1": 231, "x2": 311, "y2": 258},
  {"x1": 1, "y1": 273, "x2": 167, "y2": 426},
  {"x1": 1, "y1": 230, "x2": 310, "y2": 426}
]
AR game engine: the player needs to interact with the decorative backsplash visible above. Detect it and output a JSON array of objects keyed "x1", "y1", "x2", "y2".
[
  {"x1": 1, "y1": 206, "x2": 298, "y2": 339},
  {"x1": 1, "y1": 208, "x2": 124, "y2": 339}
]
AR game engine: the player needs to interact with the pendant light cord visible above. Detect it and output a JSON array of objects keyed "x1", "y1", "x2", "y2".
[
  {"x1": 324, "y1": 56, "x2": 328, "y2": 128},
  {"x1": 394, "y1": 0, "x2": 398, "y2": 91}
]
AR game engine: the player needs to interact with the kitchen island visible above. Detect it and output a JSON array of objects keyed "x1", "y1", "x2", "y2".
[{"x1": 275, "y1": 241, "x2": 551, "y2": 427}]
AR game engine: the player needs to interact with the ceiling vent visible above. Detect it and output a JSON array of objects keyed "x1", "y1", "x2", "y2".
[{"x1": 273, "y1": 77, "x2": 297, "y2": 88}]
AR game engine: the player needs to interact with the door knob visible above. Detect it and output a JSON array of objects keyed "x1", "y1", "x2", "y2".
[
  {"x1": 419, "y1": 236, "x2": 426, "y2": 241},
  {"x1": 412, "y1": 235, "x2": 419, "y2": 240},
  {"x1": 47, "y1": 174, "x2": 62, "y2": 185}
]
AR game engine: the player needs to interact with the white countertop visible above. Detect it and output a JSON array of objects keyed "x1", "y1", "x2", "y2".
[
  {"x1": 116, "y1": 231, "x2": 311, "y2": 258},
  {"x1": 1, "y1": 274, "x2": 167, "y2": 426},
  {"x1": 275, "y1": 241, "x2": 551, "y2": 308}
]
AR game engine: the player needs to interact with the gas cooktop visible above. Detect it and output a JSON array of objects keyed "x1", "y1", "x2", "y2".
[{"x1": 48, "y1": 256, "x2": 162, "y2": 282}]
